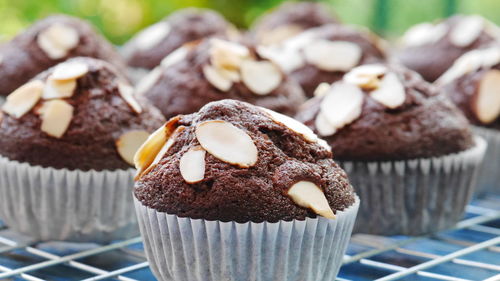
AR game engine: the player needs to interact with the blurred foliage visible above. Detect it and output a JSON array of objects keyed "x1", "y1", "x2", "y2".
[{"x1": 1, "y1": 0, "x2": 500, "y2": 44}]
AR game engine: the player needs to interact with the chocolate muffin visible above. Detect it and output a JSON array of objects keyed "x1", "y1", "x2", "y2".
[
  {"x1": 0, "y1": 15, "x2": 125, "y2": 97},
  {"x1": 438, "y1": 46, "x2": 500, "y2": 130},
  {"x1": 257, "y1": 24, "x2": 386, "y2": 97},
  {"x1": 296, "y1": 64, "x2": 486, "y2": 236},
  {"x1": 0, "y1": 57, "x2": 165, "y2": 171},
  {"x1": 296, "y1": 63, "x2": 474, "y2": 161},
  {"x1": 134, "y1": 99, "x2": 356, "y2": 223},
  {"x1": 133, "y1": 99, "x2": 360, "y2": 281},
  {"x1": 136, "y1": 38, "x2": 306, "y2": 119},
  {"x1": 123, "y1": 8, "x2": 237, "y2": 70},
  {"x1": 437, "y1": 47, "x2": 500, "y2": 195},
  {"x1": 396, "y1": 15, "x2": 500, "y2": 82},
  {"x1": 251, "y1": 1, "x2": 339, "y2": 45}
]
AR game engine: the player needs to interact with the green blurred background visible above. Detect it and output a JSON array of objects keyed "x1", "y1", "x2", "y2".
[{"x1": 1, "y1": 0, "x2": 500, "y2": 44}]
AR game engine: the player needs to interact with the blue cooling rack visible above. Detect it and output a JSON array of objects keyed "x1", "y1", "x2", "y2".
[{"x1": 0, "y1": 194, "x2": 499, "y2": 281}]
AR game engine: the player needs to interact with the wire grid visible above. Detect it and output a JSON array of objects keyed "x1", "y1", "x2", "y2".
[{"x1": 0, "y1": 194, "x2": 499, "y2": 281}]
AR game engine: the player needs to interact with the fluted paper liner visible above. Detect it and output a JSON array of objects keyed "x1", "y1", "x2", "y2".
[
  {"x1": 473, "y1": 127, "x2": 500, "y2": 195},
  {"x1": 134, "y1": 196, "x2": 360, "y2": 281},
  {"x1": 339, "y1": 136, "x2": 486, "y2": 236},
  {"x1": 0, "y1": 156, "x2": 139, "y2": 243}
]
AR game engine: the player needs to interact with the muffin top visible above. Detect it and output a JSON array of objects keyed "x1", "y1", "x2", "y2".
[
  {"x1": 134, "y1": 99, "x2": 356, "y2": 223},
  {"x1": 295, "y1": 63, "x2": 474, "y2": 161},
  {"x1": 251, "y1": 1, "x2": 339, "y2": 46},
  {"x1": 396, "y1": 15, "x2": 499, "y2": 82},
  {"x1": 136, "y1": 38, "x2": 306, "y2": 119},
  {"x1": 438, "y1": 46, "x2": 500, "y2": 130},
  {"x1": 257, "y1": 24, "x2": 386, "y2": 97},
  {"x1": 123, "y1": 8, "x2": 236, "y2": 70},
  {"x1": 0, "y1": 57, "x2": 165, "y2": 171},
  {"x1": 0, "y1": 14, "x2": 125, "y2": 97}
]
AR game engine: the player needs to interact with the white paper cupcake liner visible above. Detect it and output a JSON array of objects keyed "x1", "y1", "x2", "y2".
[
  {"x1": 0, "y1": 156, "x2": 139, "y2": 243},
  {"x1": 134, "y1": 195, "x2": 360, "y2": 281},
  {"x1": 472, "y1": 127, "x2": 500, "y2": 195},
  {"x1": 338, "y1": 136, "x2": 486, "y2": 236}
]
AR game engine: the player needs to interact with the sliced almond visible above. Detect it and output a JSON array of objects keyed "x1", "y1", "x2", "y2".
[
  {"x1": 436, "y1": 49, "x2": 484, "y2": 85},
  {"x1": 149, "y1": 133, "x2": 175, "y2": 168},
  {"x1": 402, "y1": 22, "x2": 447, "y2": 46},
  {"x1": 370, "y1": 72, "x2": 406, "y2": 109},
  {"x1": 287, "y1": 181, "x2": 335, "y2": 219},
  {"x1": 42, "y1": 78, "x2": 77, "y2": 99},
  {"x1": 262, "y1": 107, "x2": 318, "y2": 142},
  {"x1": 313, "y1": 83, "x2": 332, "y2": 97},
  {"x1": 315, "y1": 111, "x2": 337, "y2": 137},
  {"x1": 218, "y1": 68, "x2": 241, "y2": 83},
  {"x1": 256, "y1": 30, "x2": 315, "y2": 73},
  {"x1": 135, "y1": 67, "x2": 162, "y2": 96},
  {"x1": 134, "y1": 116, "x2": 180, "y2": 179},
  {"x1": 51, "y1": 61, "x2": 89, "y2": 81},
  {"x1": 256, "y1": 45, "x2": 305, "y2": 73},
  {"x1": 134, "y1": 126, "x2": 167, "y2": 173},
  {"x1": 285, "y1": 29, "x2": 317, "y2": 50},
  {"x1": 135, "y1": 22, "x2": 171, "y2": 51},
  {"x1": 241, "y1": 60, "x2": 282, "y2": 95},
  {"x1": 161, "y1": 46, "x2": 189, "y2": 68},
  {"x1": 203, "y1": 64, "x2": 233, "y2": 91},
  {"x1": 37, "y1": 23, "x2": 79, "y2": 59},
  {"x1": 303, "y1": 40, "x2": 362, "y2": 72},
  {"x1": 179, "y1": 146, "x2": 206, "y2": 183},
  {"x1": 2, "y1": 80, "x2": 44, "y2": 118},
  {"x1": 473, "y1": 69, "x2": 500, "y2": 124},
  {"x1": 38, "y1": 38, "x2": 66, "y2": 60},
  {"x1": 348, "y1": 64, "x2": 388, "y2": 77},
  {"x1": 116, "y1": 130, "x2": 150, "y2": 166},
  {"x1": 118, "y1": 82, "x2": 142, "y2": 114},
  {"x1": 40, "y1": 99, "x2": 74, "y2": 138},
  {"x1": 450, "y1": 15, "x2": 484, "y2": 47},
  {"x1": 480, "y1": 47, "x2": 500, "y2": 68},
  {"x1": 211, "y1": 38, "x2": 249, "y2": 57},
  {"x1": 145, "y1": 126, "x2": 185, "y2": 176},
  {"x1": 258, "y1": 24, "x2": 304, "y2": 46},
  {"x1": 195, "y1": 120, "x2": 258, "y2": 168},
  {"x1": 343, "y1": 64, "x2": 388, "y2": 90},
  {"x1": 320, "y1": 82, "x2": 364, "y2": 130},
  {"x1": 210, "y1": 38, "x2": 250, "y2": 71}
]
